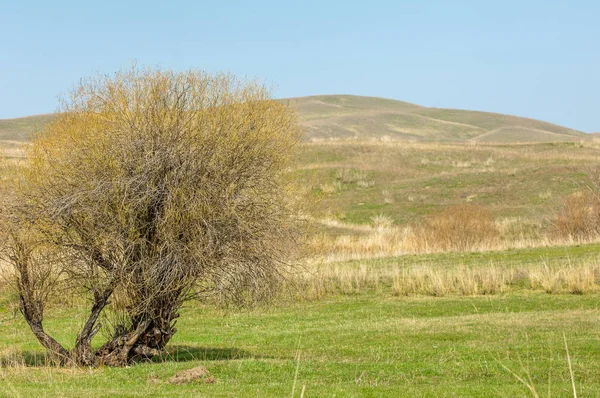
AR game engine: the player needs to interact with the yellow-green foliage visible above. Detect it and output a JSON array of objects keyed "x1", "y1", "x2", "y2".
[
  {"x1": 2, "y1": 66, "x2": 303, "y2": 366},
  {"x1": 22, "y1": 66, "x2": 303, "y2": 303}
]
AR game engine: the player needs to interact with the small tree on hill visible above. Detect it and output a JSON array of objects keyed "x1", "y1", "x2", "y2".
[{"x1": 0, "y1": 67, "x2": 302, "y2": 366}]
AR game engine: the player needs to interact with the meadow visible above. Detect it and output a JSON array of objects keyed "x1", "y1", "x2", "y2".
[
  {"x1": 299, "y1": 139, "x2": 600, "y2": 260},
  {"x1": 2, "y1": 244, "x2": 600, "y2": 396},
  {"x1": 0, "y1": 97, "x2": 599, "y2": 396}
]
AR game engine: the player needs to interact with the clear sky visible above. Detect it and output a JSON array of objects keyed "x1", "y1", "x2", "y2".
[{"x1": 1, "y1": 0, "x2": 599, "y2": 131}]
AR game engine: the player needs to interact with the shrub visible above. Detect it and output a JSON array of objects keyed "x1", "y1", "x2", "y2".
[
  {"x1": 552, "y1": 191, "x2": 600, "y2": 240},
  {"x1": 406, "y1": 204, "x2": 499, "y2": 253},
  {"x1": 0, "y1": 66, "x2": 302, "y2": 366}
]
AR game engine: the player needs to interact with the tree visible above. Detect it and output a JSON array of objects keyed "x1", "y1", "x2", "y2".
[{"x1": 0, "y1": 66, "x2": 302, "y2": 366}]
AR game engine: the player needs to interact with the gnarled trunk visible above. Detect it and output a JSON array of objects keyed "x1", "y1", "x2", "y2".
[
  {"x1": 94, "y1": 311, "x2": 178, "y2": 367},
  {"x1": 72, "y1": 287, "x2": 113, "y2": 366},
  {"x1": 14, "y1": 243, "x2": 178, "y2": 367},
  {"x1": 19, "y1": 295, "x2": 72, "y2": 366}
]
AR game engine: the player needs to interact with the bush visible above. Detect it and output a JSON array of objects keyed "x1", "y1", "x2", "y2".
[
  {"x1": 406, "y1": 204, "x2": 499, "y2": 253},
  {"x1": 552, "y1": 191, "x2": 600, "y2": 240},
  {"x1": 0, "y1": 66, "x2": 302, "y2": 366}
]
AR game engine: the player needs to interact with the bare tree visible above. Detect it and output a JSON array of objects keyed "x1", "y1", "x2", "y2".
[{"x1": 0, "y1": 66, "x2": 302, "y2": 366}]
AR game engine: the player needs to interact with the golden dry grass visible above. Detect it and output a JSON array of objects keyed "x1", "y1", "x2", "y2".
[
  {"x1": 290, "y1": 256, "x2": 600, "y2": 300},
  {"x1": 1, "y1": 95, "x2": 590, "y2": 144},
  {"x1": 289, "y1": 95, "x2": 587, "y2": 142},
  {"x1": 306, "y1": 217, "x2": 600, "y2": 263}
]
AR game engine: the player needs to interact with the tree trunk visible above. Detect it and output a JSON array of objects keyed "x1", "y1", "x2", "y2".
[
  {"x1": 14, "y1": 242, "x2": 71, "y2": 365},
  {"x1": 19, "y1": 295, "x2": 71, "y2": 365},
  {"x1": 94, "y1": 311, "x2": 178, "y2": 366},
  {"x1": 73, "y1": 287, "x2": 113, "y2": 366}
]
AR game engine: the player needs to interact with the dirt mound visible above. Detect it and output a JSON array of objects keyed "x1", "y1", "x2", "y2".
[{"x1": 167, "y1": 366, "x2": 217, "y2": 384}]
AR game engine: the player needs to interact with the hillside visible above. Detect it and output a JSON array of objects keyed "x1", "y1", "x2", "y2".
[
  {"x1": 0, "y1": 114, "x2": 54, "y2": 141},
  {"x1": 289, "y1": 95, "x2": 589, "y2": 142},
  {"x1": 0, "y1": 95, "x2": 590, "y2": 143}
]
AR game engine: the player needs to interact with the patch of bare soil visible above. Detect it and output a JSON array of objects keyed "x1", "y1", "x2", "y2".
[{"x1": 167, "y1": 366, "x2": 217, "y2": 384}]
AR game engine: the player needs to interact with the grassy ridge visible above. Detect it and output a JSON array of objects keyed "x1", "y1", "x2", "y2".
[
  {"x1": 0, "y1": 95, "x2": 590, "y2": 143},
  {"x1": 290, "y1": 95, "x2": 588, "y2": 141},
  {"x1": 0, "y1": 114, "x2": 53, "y2": 141},
  {"x1": 297, "y1": 140, "x2": 598, "y2": 225}
]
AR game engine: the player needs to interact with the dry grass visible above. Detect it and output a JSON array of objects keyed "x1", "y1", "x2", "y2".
[
  {"x1": 307, "y1": 216, "x2": 405, "y2": 262},
  {"x1": 308, "y1": 218, "x2": 600, "y2": 263},
  {"x1": 290, "y1": 259, "x2": 600, "y2": 300},
  {"x1": 335, "y1": 168, "x2": 374, "y2": 187},
  {"x1": 391, "y1": 266, "x2": 513, "y2": 297},
  {"x1": 0, "y1": 143, "x2": 26, "y2": 159},
  {"x1": 296, "y1": 138, "x2": 600, "y2": 262},
  {"x1": 292, "y1": 95, "x2": 588, "y2": 142}
]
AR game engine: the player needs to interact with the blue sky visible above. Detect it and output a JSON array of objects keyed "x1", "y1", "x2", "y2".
[{"x1": 1, "y1": 0, "x2": 599, "y2": 131}]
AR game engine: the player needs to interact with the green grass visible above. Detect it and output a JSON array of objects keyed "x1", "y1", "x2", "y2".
[
  {"x1": 1, "y1": 244, "x2": 600, "y2": 396},
  {"x1": 1, "y1": 292, "x2": 599, "y2": 396}
]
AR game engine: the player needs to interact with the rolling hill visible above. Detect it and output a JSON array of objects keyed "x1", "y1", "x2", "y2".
[
  {"x1": 0, "y1": 95, "x2": 590, "y2": 143},
  {"x1": 0, "y1": 114, "x2": 54, "y2": 141},
  {"x1": 289, "y1": 95, "x2": 589, "y2": 142}
]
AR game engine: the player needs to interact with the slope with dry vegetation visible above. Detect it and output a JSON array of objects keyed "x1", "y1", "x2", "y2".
[
  {"x1": 290, "y1": 95, "x2": 588, "y2": 142},
  {"x1": 1, "y1": 94, "x2": 591, "y2": 143}
]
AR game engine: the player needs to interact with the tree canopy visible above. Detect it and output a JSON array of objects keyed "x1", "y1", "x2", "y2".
[{"x1": 0, "y1": 66, "x2": 302, "y2": 366}]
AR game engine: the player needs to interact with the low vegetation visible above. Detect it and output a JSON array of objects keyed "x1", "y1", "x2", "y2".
[
  {"x1": 404, "y1": 204, "x2": 499, "y2": 253},
  {"x1": 553, "y1": 191, "x2": 600, "y2": 241},
  {"x1": 1, "y1": 244, "x2": 600, "y2": 396},
  {"x1": 2, "y1": 94, "x2": 591, "y2": 143},
  {"x1": 291, "y1": 95, "x2": 588, "y2": 141},
  {"x1": 0, "y1": 91, "x2": 599, "y2": 395}
]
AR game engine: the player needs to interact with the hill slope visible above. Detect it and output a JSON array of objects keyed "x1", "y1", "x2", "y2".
[
  {"x1": 0, "y1": 114, "x2": 54, "y2": 141},
  {"x1": 0, "y1": 95, "x2": 589, "y2": 142},
  {"x1": 289, "y1": 95, "x2": 588, "y2": 142}
]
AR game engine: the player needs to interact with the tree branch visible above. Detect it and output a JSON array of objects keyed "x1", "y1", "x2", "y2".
[
  {"x1": 73, "y1": 286, "x2": 114, "y2": 366},
  {"x1": 19, "y1": 295, "x2": 71, "y2": 365}
]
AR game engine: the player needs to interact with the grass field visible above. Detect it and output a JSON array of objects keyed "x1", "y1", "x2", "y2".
[
  {"x1": 2, "y1": 244, "x2": 600, "y2": 396},
  {"x1": 1, "y1": 97, "x2": 599, "y2": 397},
  {"x1": 296, "y1": 139, "x2": 600, "y2": 263},
  {"x1": 298, "y1": 140, "x2": 598, "y2": 224}
]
